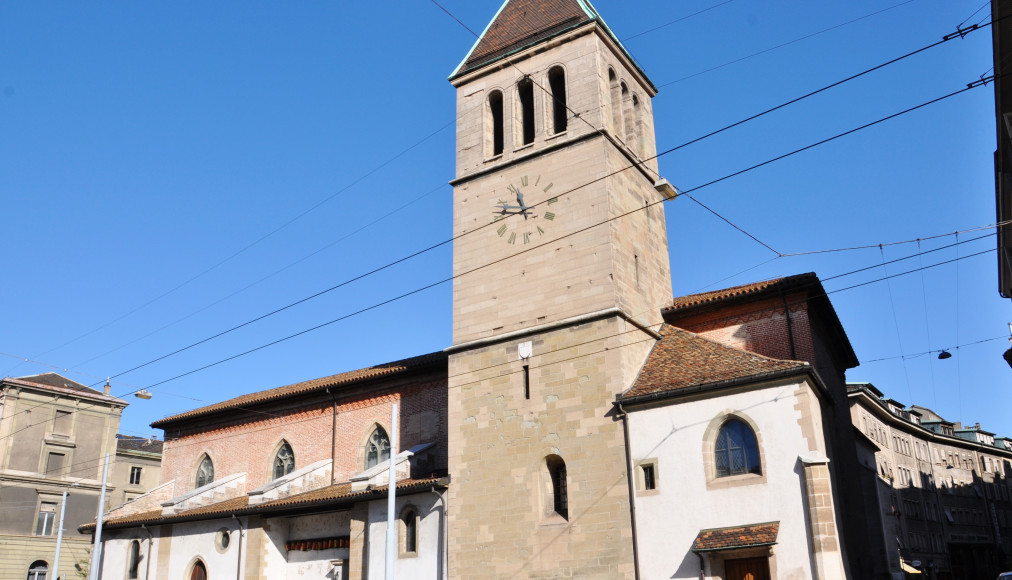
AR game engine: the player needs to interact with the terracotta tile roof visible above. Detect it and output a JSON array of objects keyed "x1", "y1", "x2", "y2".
[
  {"x1": 692, "y1": 522, "x2": 780, "y2": 552},
  {"x1": 456, "y1": 0, "x2": 594, "y2": 76},
  {"x1": 82, "y1": 475, "x2": 449, "y2": 532},
  {"x1": 665, "y1": 273, "x2": 818, "y2": 314},
  {"x1": 151, "y1": 351, "x2": 446, "y2": 428},
  {"x1": 620, "y1": 325, "x2": 808, "y2": 402}
]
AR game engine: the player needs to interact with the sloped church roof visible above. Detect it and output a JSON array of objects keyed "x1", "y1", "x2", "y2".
[{"x1": 450, "y1": 0, "x2": 651, "y2": 87}]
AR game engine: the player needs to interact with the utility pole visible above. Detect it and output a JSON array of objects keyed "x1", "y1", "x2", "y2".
[
  {"x1": 52, "y1": 488, "x2": 69, "y2": 580},
  {"x1": 88, "y1": 454, "x2": 110, "y2": 580},
  {"x1": 385, "y1": 404, "x2": 398, "y2": 580}
]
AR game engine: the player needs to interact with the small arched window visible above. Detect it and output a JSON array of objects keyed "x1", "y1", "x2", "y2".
[
  {"x1": 621, "y1": 82, "x2": 634, "y2": 144},
  {"x1": 26, "y1": 561, "x2": 48, "y2": 580},
  {"x1": 273, "y1": 442, "x2": 295, "y2": 480},
  {"x1": 608, "y1": 68, "x2": 623, "y2": 137},
  {"x1": 487, "y1": 90, "x2": 504, "y2": 157},
  {"x1": 517, "y1": 76, "x2": 535, "y2": 146},
  {"x1": 366, "y1": 426, "x2": 391, "y2": 469},
  {"x1": 547, "y1": 66, "x2": 567, "y2": 134},
  {"x1": 195, "y1": 454, "x2": 214, "y2": 488},
  {"x1": 400, "y1": 506, "x2": 418, "y2": 554},
  {"x1": 127, "y1": 539, "x2": 141, "y2": 578},
  {"x1": 631, "y1": 94, "x2": 643, "y2": 152},
  {"x1": 715, "y1": 419, "x2": 761, "y2": 477},
  {"x1": 546, "y1": 455, "x2": 568, "y2": 519}
]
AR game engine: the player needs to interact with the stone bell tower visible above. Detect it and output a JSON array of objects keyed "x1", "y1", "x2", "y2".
[{"x1": 445, "y1": 0, "x2": 674, "y2": 577}]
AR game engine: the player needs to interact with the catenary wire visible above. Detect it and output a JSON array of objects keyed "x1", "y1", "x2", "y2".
[
  {"x1": 622, "y1": 0, "x2": 738, "y2": 42},
  {"x1": 0, "y1": 240, "x2": 996, "y2": 464}
]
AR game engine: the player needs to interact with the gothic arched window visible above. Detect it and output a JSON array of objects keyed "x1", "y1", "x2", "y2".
[
  {"x1": 195, "y1": 454, "x2": 214, "y2": 488},
  {"x1": 273, "y1": 442, "x2": 295, "y2": 480},
  {"x1": 715, "y1": 419, "x2": 761, "y2": 477},
  {"x1": 366, "y1": 426, "x2": 391, "y2": 469},
  {"x1": 400, "y1": 506, "x2": 418, "y2": 555}
]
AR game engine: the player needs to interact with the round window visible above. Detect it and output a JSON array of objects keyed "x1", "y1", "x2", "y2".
[{"x1": 215, "y1": 528, "x2": 231, "y2": 553}]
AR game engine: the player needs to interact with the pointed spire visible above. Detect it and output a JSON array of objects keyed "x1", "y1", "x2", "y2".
[{"x1": 451, "y1": 0, "x2": 632, "y2": 79}]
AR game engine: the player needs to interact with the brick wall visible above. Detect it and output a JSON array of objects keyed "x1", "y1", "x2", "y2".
[{"x1": 158, "y1": 378, "x2": 447, "y2": 492}]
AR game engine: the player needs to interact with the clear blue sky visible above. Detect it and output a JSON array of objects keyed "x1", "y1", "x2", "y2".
[{"x1": 2, "y1": 0, "x2": 1008, "y2": 440}]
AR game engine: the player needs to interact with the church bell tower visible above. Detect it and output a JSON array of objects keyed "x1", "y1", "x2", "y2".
[{"x1": 446, "y1": 0, "x2": 673, "y2": 577}]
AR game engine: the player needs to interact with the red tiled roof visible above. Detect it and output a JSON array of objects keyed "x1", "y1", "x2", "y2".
[
  {"x1": 665, "y1": 273, "x2": 818, "y2": 314},
  {"x1": 692, "y1": 522, "x2": 779, "y2": 552},
  {"x1": 81, "y1": 476, "x2": 449, "y2": 532},
  {"x1": 151, "y1": 351, "x2": 446, "y2": 428},
  {"x1": 620, "y1": 325, "x2": 808, "y2": 401},
  {"x1": 457, "y1": 0, "x2": 593, "y2": 76}
]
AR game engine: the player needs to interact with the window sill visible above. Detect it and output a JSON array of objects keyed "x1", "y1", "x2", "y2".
[
  {"x1": 539, "y1": 513, "x2": 569, "y2": 528},
  {"x1": 513, "y1": 143, "x2": 535, "y2": 153},
  {"x1": 483, "y1": 154, "x2": 503, "y2": 164},
  {"x1": 705, "y1": 472, "x2": 766, "y2": 491},
  {"x1": 636, "y1": 488, "x2": 660, "y2": 497},
  {"x1": 545, "y1": 130, "x2": 568, "y2": 141},
  {"x1": 398, "y1": 551, "x2": 419, "y2": 559}
]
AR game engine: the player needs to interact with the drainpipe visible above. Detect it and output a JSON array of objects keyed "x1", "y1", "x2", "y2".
[
  {"x1": 233, "y1": 515, "x2": 244, "y2": 580},
  {"x1": 778, "y1": 288, "x2": 797, "y2": 360},
  {"x1": 327, "y1": 388, "x2": 337, "y2": 485},
  {"x1": 140, "y1": 525, "x2": 153, "y2": 580},
  {"x1": 429, "y1": 487, "x2": 448, "y2": 580},
  {"x1": 696, "y1": 552, "x2": 706, "y2": 580},
  {"x1": 615, "y1": 402, "x2": 641, "y2": 580}
]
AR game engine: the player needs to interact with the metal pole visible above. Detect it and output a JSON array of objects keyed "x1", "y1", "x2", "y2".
[
  {"x1": 385, "y1": 403, "x2": 398, "y2": 580},
  {"x1": 53, "y1": 489, "x2": 69, "y2": 580},
  {"x1": 88, "y1": 453, "x2": 111, "y2": 580}
]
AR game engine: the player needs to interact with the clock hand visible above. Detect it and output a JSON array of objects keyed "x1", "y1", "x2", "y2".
[{"x1": 515, "y1": 192, "x2": 529, "y2": 219}]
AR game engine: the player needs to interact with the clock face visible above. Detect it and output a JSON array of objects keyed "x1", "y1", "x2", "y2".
[{"x1": 491, "y1": 173, "x2": 559, "y2": 246}]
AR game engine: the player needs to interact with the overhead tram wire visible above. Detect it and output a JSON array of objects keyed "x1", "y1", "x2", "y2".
[
  {"x1": 84, "y1": 22, "x2": 997, "y2": 389},
  {"x1": 657, "y1": 0, "x2": 920, "y2": 88},
  {"x1": 621, "y1": 0, "x2": 738, "y2": 42},
  {"x1": 35, "y1": 6, "x2": 994, "y2": 384},
  {"x1": 1, "y1": 228, "x2": 998, "y2": 453},
  {"x1": 113, "y1": 80, "x2": 995, "y2": 394},
  {"x1": 83, "y1": 74, "x2": 994, "y2": 396},
  {"x1": 72, "y1": 181, "x2": 448, "y2": 370},
  {"x1": 2, "y1": 242, "x2": 998, "y2": 460},
  {"x1": 15, "y1": 117, "x2": 454, "y2": 371}
]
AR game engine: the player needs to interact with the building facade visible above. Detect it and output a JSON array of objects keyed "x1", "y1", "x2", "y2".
[
  {"x1": 849, "y1": 383, "x2": 1012, "y2": 579},
  {"x1": 0, "y1": 373, "x2": 127, "y2": 580},
  {"x1": 87, "y1": 353, "x2": 449, "y2": 580}
]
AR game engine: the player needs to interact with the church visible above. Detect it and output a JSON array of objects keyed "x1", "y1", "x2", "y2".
[{"x1": 86, "y1": 1, "x2": 859, "y2": 578}]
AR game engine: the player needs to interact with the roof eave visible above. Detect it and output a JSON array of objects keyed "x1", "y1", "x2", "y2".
[{"x1": 618, "y1": 365, "x2": 825, "y2": 408}]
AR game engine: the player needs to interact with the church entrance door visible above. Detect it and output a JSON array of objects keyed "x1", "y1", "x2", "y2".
[{"x1": 724, "y1": 557, "x2": 771, "y2": 580}]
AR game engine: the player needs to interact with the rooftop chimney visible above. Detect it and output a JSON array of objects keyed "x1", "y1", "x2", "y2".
[{"x1": 103, "y1": 378, "x2": 111, "y2": 396}]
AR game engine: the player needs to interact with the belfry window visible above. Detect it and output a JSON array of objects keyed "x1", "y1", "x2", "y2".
[
  {"x1": 488, "y1": 90, "x2": 504, "y2": 157},
  {"x1": 273, "y1": 442, "x2": 295, "y2": 480},
  {"x1": 609, "y1": 69, "x2": 623, "y2": 137},
  {"x1": 621, "y1": 82, "x2": 634, "y2": 144},
  {"x1": 548, "y1": 66, "x2": 567, "y2": 134},
  {"x1": 715, "y1": 419, "x2": 761, "y2": 477},
  {"x1": 517, "y1": 77, "x2": 535, "y2": 146},
  {"x1": 546, "y1": 455, "x2": 568, "y2": 519},
  {"x1": 366, "y1": 426, "x2": 391, "y2": 469},
  {"x1": 195, "y1": 454, "x2": 214, "y2": 488}
]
